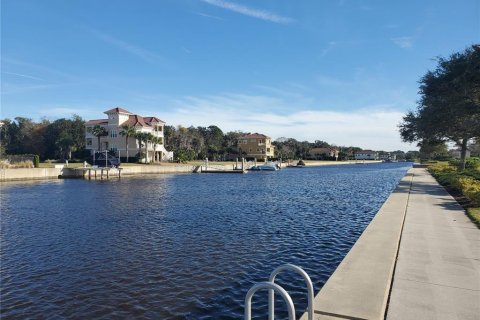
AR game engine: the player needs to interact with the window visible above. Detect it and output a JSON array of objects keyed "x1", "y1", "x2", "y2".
[
  {"x1": 110, "y1": 144, "x2": 117, "y2": 152},
  {"x1": 267, "y1": 148, "x2": 270, "y2": 152},
  {"x1": 86, "y1": 138, "x2": 92, "y2": 146},
  {"x1": 110, "y1": 130, "x2": 117, "y2": 138}
]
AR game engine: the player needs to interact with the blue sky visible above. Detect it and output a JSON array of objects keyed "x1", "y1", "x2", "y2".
[{"x1": 1, "y1": 0, "x2": 479, "y2": 151}]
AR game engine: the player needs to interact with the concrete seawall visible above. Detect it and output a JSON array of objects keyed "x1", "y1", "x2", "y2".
[
  {"x1": 0, "y1": 160, "x2": 390, "y2": 182},
  {"x1": 119, "y1": 165, "x2": 196, "y2": 176},
  {"x1": 300, "y1": 169, "x2": 414, "y2": 320},
  {"x1": 0, "y1": 168, "x2": 63, "y2": 181},
  {"x1": 0, "y1": 165, "x2": 199, "y2": 182}
]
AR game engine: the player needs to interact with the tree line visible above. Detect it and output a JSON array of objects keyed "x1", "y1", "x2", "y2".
[
  {"x1": 1, "y1": 115, "x2": 87, "y2": 161},
  {"x1": 0, "y1": 116, "x2": 414, "y2": 162}
]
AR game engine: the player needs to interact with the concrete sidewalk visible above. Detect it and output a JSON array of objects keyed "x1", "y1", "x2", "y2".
[{"x1": 386, "y1": 168, "x2": 480, "y2": 320}]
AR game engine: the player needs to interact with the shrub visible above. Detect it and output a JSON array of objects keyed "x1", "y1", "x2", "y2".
[
  {"x1": 466, "y1": 157, "x2": 480, "y2": 170},
  {"x1": 16, "y1": 160, "x2": 34, "y2": 168},
  {"x1": 449, "y1": 157, "x2": 480, "y2": 170},
  {"x1": 455, "y1": 176, "x2": 480, "y2": 206},
  {"x1": 33, "y1": 155, "x2": 40, "y2": 168},
  {"x1": 428, "y1": 162, "x2": 456, "y2": 175},
  {"x1": 0, "y1": 160, "x2": 11, "y2": 169},
  {"x1": 463, "y1": 170, "x2": 480, "y2": 181},
  {"x1": 0, "y1": 160, "x2": 34, "y2": 169}
]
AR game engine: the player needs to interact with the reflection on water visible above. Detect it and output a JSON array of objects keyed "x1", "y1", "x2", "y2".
[{"x1": 0, "y1": 163, "x2": 411, "y2": 319}]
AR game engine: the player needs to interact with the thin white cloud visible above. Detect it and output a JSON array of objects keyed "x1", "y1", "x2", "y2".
[
  {"x1": 2, "y1": 57, "x2": 77, "y2": 80},
  {"x1": 194, "y1": 11, "x2": 225, "y2": 20},
  {"x1": 159, "y1": 93, "x2": 413, "y2": 151},
  {"x1": 1, "y1": 83, "x2": 63, "y2": 95},
  {"x1": 392, "y1": 36, "x2": 413, "y2": 49},
  {"x1": 201, "y1": 0, "x2": 293, "y2": 24},
  {"x1": 2, "y1": 71, "x2": 45, "y2": 81},
  {"x1": 320, "y1": 41, "x2": 337, "y2": 57},
  {"x1": 316, "y1": 75, "x2": 347, "y2": 87},
  {"x1": 87, "y1": 28, "x2": 169, "y2": 65},
  {"x1": 36, "y1": 106, "x2": 99, "y2": 120}
]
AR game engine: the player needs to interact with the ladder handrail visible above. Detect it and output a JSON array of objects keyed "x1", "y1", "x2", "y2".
[
  {"x1": 244, "y1": 282, "x2": 296, "y2": 320},
  {"x1": 268, "y1": 264, "x2": 314, "y2": 320}
]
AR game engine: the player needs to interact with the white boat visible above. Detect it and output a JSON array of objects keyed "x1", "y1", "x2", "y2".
[{"x1": 249, "y1": 162, "x2": 279, "y2": 171}]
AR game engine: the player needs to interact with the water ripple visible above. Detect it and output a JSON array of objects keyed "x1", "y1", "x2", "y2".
[{"x1": 1, "y1": 163, "x2": 410, "y2": 319}]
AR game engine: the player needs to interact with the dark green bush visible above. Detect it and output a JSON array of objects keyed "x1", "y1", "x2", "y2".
[
  {"x1": 449, "y1": 157, "x2": 480, "y2": 170},
  {"x1": 33, "y1": 155, "x2": 40, "y2": 168}
]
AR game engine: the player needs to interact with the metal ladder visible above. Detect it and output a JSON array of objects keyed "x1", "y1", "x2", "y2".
[{"x1": 244, "y1": 264, "x2": 314, "y2": 320}]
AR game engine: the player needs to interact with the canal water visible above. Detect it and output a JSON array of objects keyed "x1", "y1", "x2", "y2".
[{"x1": 1, "y1": 162, "x2": 411, "y2": 319}]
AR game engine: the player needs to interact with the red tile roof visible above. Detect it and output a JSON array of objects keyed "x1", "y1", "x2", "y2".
[
  {"x1": 86, "y1": 119, "x2": 108, "y2": 125},
  {"x1": 104, "y1": 107, "x2": 133, "y2": 114},
  {"x1": 121, "y1": 115, "x2": 152, "y2": 128},
  {"x1": 87, "y1": 109, "x2": 166, "y2": 128},
  {"x1": 240, "y1": 133, "x2": 270, "y2": 139},
  {"x1": 143, "y1": 116, "x2": 166, "y2": 124}
]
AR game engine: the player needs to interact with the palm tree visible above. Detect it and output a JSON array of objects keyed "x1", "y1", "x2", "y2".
[
  {"x1": 134, "y1": 132, "x2": 153, "y2": 163},
  {"x1": 134, "y1": 132, "x2": 146, "y2": 163},
  {"x1": 119, "y1": 125, "x2": 136, "y2": 163},
  {"x1": 145, "y1": 133, "x2": 155, "y2": 163},
  {"x1": 151, "y1": 136, "x2": 163, "y2": 162},
  {"x1": 88, "y1": 125, "x2": 108, "y2": 151}
]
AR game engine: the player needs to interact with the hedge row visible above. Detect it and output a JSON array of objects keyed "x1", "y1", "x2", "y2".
[{"x1": 429, "y1": 162, "x2": 480, "y2": 207}]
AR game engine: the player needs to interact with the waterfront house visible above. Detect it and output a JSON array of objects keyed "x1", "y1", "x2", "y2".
[
  {"x1": 85, "y1": 107, "x2": 173, "y2": 162},
  {"x1": 379, "y1": 152, "x2": 397, "y2": 161},
  {"x1": 308, "y1": 147, "x2": 339, "y2": 160},
  {"x1": 237, "y1": 133, "x2": 275, "y2": 161},
  {"x1": 354, "y1": 150, "x2": 379, "y2": 160}
]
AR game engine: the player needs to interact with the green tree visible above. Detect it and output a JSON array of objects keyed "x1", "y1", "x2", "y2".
[
  {"x1": 44, "y1": 116, "x2": 84, "y2": 160},
  {"x1": 145, "y1": 133, "x2": 155, "y2": 163},
  {"x1": 88, "y1": 125, "x2": 108, "y2": 152},
  {"x1": 134, "y1": 132, "x2": 153, "y2": 163},
  {"x1": 418, "y1": 140, "x2": 449, "y2": 160},
  {"x1": 119, "y1": 124, "x2": 136, "y2": 162},
  {"x1": 399, "y1": 45, "x2": 480, "y2": 170},
  {"x1": 56, "y1": 131, "x2": 75, "y2": 160},
  {"x1": 163, "y1": 125, "x2": 176, "y2": 151}
]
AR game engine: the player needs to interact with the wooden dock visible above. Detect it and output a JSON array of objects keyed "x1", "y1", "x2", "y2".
[
  {"x1": 75, "y1": 167, "x2": 123, "y2": 180},
  {"x1": 195, "y1": 164, "x2": 247, "y2": 174},
  {"x1": 201, "y1": 169, "x2": 247, "y2": 174}
]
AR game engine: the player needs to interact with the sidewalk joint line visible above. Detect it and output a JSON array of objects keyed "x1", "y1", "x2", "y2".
[
  {"x1": 313, "y1": 310, "x2": 368, "y2": 320},
  {"x1": 383, "y1": 169, "x2": 415, "y2": 319},
  {"x1": 396, "y1": 277, "x2": 480, "y2": 292}
]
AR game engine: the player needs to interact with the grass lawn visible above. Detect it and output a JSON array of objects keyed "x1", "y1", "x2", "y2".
[
  {"x1": 466, "y1": 208, "x2": 480, "y2": 228},
  {"x1": 38, "y1": 162, "x2": 85, "y2": 168}
]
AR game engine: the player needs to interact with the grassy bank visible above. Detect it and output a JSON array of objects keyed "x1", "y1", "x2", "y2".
[{"x1": 427, "y1": 159, "x2": 480, "y2": 228}]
